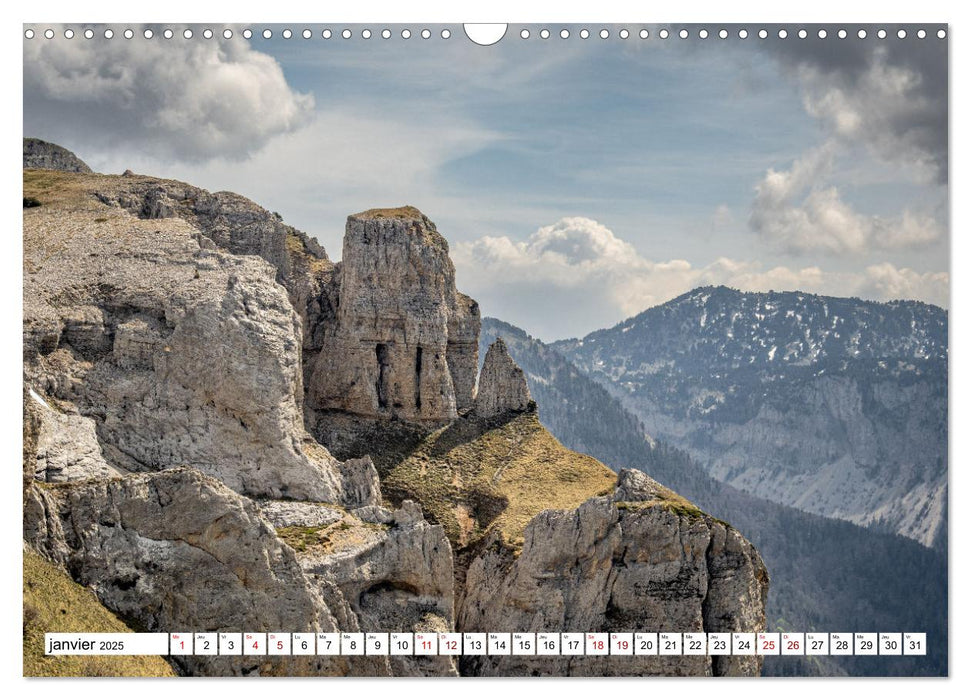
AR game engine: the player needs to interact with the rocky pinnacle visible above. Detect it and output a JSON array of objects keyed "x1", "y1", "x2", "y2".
[
  {"x1": 475, "y1": 338, "x2": 533, "y2": 418},
  {"x1": 308, "y1": 207, "x2": 480, "y2": 424}
]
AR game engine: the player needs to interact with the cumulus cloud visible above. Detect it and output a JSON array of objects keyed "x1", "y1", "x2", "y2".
[
  {"x1": 770, "y1": 40, "x2": 948, "y2": 183},
  {"x1": 454, "y1": 217, "x2": 948, "y2": 340},
  {"x1": 750, "y1": 143, "x2": 944, "y2": 255},
  {"x1": 24, "y1": 27, "x2": 314, "y2": 160},
  {"x1": 858, "y1": 262, "x2": 949, "y2": 303}
]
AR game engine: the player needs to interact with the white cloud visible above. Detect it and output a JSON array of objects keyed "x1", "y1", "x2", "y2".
[
  {"x1": 24, "y1": 27, "x2": 314, "y2": 160},
  {"x1": 858, "y1": 263, "x2": 950, "y2": 304},
  {"x1": 745, "y1": 43, "x2": 948, "y2": 259},
  {"x1": 749, "y1": 144, "x2": 944, "y2": 256},
  {"x1": 764, "y1": 40, "x2": 948, "y2": 184},
  {"x1": 454, "y1": 217, "x2": 948, "y2": 340}
]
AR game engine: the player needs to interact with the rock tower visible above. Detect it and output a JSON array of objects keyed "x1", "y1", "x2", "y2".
[{"x1": 308, "y1": 207, "x2": 480, "y2": 424}]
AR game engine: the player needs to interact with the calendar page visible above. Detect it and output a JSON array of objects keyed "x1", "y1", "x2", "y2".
[{"x1": 21, "y1": 18, "x2": 948, "y2": 680}]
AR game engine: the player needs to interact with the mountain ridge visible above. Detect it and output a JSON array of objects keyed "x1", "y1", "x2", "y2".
[{"x1": 551, "y1": 285, "x2": 947, "y2": 549}]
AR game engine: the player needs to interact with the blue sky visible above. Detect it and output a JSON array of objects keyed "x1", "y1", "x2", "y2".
[{"x1": 24, "y1": 24, "x2": 949, "y2": 340}]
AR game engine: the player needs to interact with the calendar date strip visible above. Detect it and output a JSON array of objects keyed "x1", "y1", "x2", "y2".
[{"x1": 46, "y1": 631, "x2": 926, "y2": 657}]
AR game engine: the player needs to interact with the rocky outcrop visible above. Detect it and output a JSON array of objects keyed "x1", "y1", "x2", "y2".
[
  {"x1": 24, "y1": 466, "x2": 458, "y2": 677},
  {"x1": 91, "y1": 175, "x2": 328, "y2": 287},
  {"x1": 23, "y1": 170, "x2": 376, "y2": 506},
  {"x1": 88, "y1": 173, "x2": 335, "y2": 379},
  {"x1": 280, "y1": 499, "x2": 458, "y2": 677},
  {"x1": 459, "y1": 470, "x2": 768, "y2": 677},
  {"x1": 23, "y1": 138, "x2": 92, "y2": 173},
  {"x1": 307, "y1": 208, "x2": 480, "y2": 428},
  {"x1": 32, "y1": 395, "x2": 122, "y2": 483},
  {"x1": 24, "y1": 468, "x2": 347, "y2": 677},
  {"x1": 474, "y1": 338, "x2": 533, "y2": 418}
]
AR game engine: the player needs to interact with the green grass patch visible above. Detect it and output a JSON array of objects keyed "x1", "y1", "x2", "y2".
[
  {"x1": 277, "y1": 518, "x2": 386, "y2": 556},
  {"x1": 616, "y1": 499, "x2": 706, "y2": 520},
  {"x1": 277, "y1": 525, "x2": 329, "y2": 553},
  {"x1": 285, "y1": 231, "x2": 307, "y2": 253},
  {"x1": 286, "y1": 232, "x2": 331, "y2": 274},
  {"x1": 23, "y1": 547, "x2": 177, "y2": 677},
  {"x1": 23, "y1": 170, "x2": 73, "y2": 199}
]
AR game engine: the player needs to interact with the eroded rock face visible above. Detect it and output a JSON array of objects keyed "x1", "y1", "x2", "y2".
[
  {"x1": 474, "y1": 338, "x2": 533, "y2": 418},
  {"x1": 307, "y1": 208, "x2": 480, "y2": 428},
  {"x1": 91, "y1": 176, "x2": 328, "y2": 287},
  {"x1": 23, "y1": 174, "x2": 374, "y2": 505},
  {"x1": 458, "y1": 470, "x2": 768, "y2": 677},
  {"x1": 23, "y1": 138, "x2": 92, "y2": 173},
  {"x1": 258, "y1": 498, "x2": 458, "y2": 676},
  {"x1": 89, "y1": 175, "x2": 336, "y2": 373},
  {"x1": 32, "y1": 395, "x2": 122, "y2": 483},
  {"x1": 23, "y1": 389, "x2": 42, "y2": 499},
  {"x1": 23, "y1": 159, "x2": 769, "y2": 678},
  {"x1": 24, "y1": 467, "x2": 459, "y2": 677},
  {"x1": 24, "y1": 468, "x2": 347, "y2": 677}
]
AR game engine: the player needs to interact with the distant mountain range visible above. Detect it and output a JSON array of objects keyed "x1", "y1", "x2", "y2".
[
  {"x1": 550, "y1": 286, "x2": 947, "y2": 550},
  {"x1": 481, "y1": 316, "x2": 947, "y2": 677}
]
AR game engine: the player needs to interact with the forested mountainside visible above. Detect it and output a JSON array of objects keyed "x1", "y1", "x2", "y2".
[{"x1": 551, "y1": 287, "x2": 947, "y2": 550}]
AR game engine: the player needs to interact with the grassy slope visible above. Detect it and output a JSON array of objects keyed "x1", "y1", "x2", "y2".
[
  {"x1": 23, "y1": 547, "x2": 177, "y2": 677},
  {"x1": 23, "y1": 169, "x2": 90, "y2": 208},
  {"x1": 381, "y1": 411, "x2": 619, "y2": 551}
]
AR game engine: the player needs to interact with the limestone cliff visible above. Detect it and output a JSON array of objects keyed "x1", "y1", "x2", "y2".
[
  {"x1": 460, "y1": 470, "x2": 767, "y2": 677},
  {"x1": 378, "y1": 411, "x2": 768, "y2": 677},
  {"x1": 306, "y1": 208, "x2": 480, "y2": 437},
  {"x1": 24, "y1": 465, "x2": 458, "y2": 677},
  {"x1": 22, "y1": 145, "x2": 768, "y2": 678},
  {"x1": 23, "y1": 168, "x2": 374, "y2": 505},
  {"x1": 22, "y1": 165, "x2": 457, "y2": 677}
]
